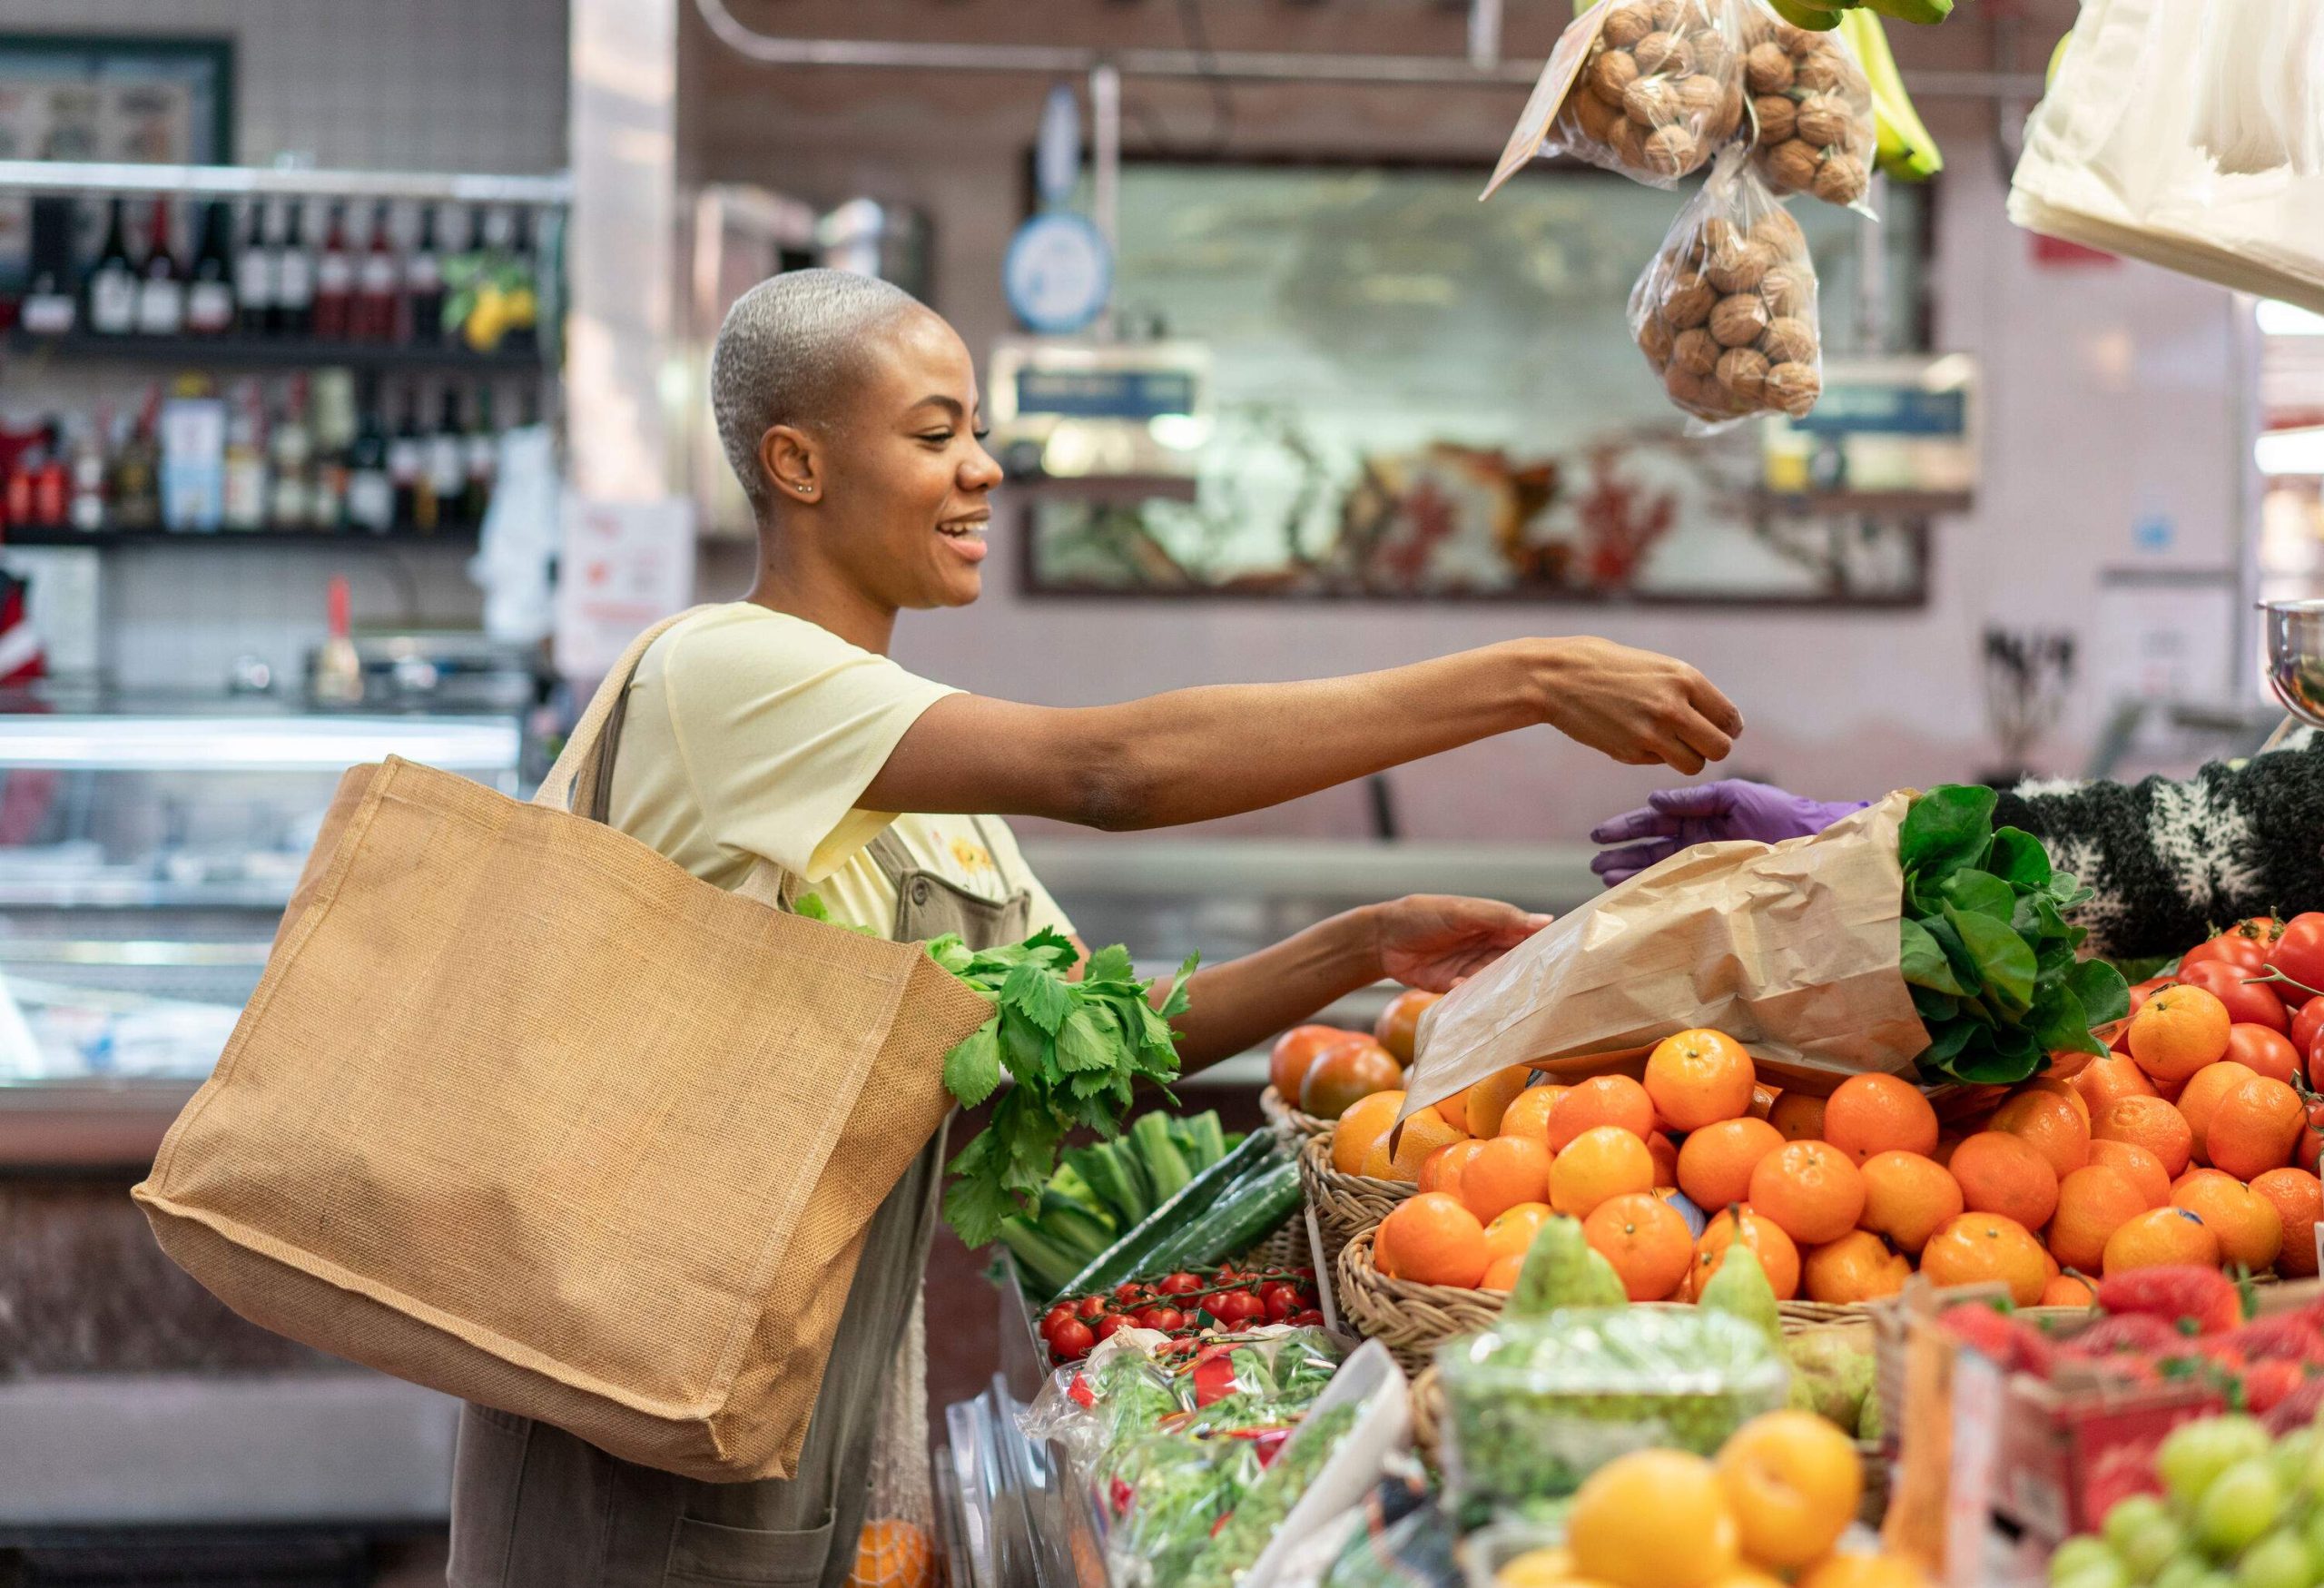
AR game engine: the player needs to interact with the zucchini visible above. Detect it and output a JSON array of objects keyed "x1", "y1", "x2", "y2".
[
  {"x1": 1054, "y1": 1132, "x2": 1288, "y2": 1301},
  {"x1": 1131, "y1": 1110, "x2": 1194, "y2": 1204},
  {"x1": 1135, "y1": 1156, "x2": 1302, "y2": 1278}
]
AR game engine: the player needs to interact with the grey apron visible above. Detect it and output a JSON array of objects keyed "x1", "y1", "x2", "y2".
[{"x1": 448, "y1": 822, "x2": 1030, "y2": 1588}]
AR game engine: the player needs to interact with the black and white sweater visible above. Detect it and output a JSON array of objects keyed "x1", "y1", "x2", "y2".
[{"x1": 1993, "y1": 733, "x2": 2324, "y2": 961}]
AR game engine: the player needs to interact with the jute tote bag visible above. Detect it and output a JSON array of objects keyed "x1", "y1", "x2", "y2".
[{"x1": 133, "y1": 609, "x2": 993, "y2": 1483}]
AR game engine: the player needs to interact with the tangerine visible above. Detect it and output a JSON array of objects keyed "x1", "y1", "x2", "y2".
[
  {"x1": 2073, "y1": 1053, "x2": 2159, "y2": 1118},
  {"x1": 1795, "y1": 1552, "x2": 1935, "y2": 1588},
  {"x1": 2021, "y1": 1073, "x2": 2093, "y2": 1129},
  {"x1": 1585, "y1": 1191, "x2": 1697, "y2": 1300},
  {"x1": 1460, "y1": 1134, "x2": 1553, "y2": 1223},
  {"x1": 1497, "y1": 1084, "x2": 1569, "y2": 1149},
  {"x1": 2093, "y1": 1095, "x2": 2195, "y2": 1178},
  {"x1": 1678, "y1": 1117, "x2": 1786, "y2": 1212},
  {"x1": 1482, "y1": 1201, "x2": 1553, "y2": 1266},
  {"x1": 2047, "y1": 1165, "x2": 2147, "y2": 1273},
  {"x1": 1373, "y1": 988, "x2": 1439, "y2": 1065},
  {"x1": 1480, "y1": 1252, "x2": 1524, "y2": 1291},
  {"x1": 1566, "y1": 1448, "x2": 1740, "y2": 1588},
  {"x1": 2207, "y1": 1075, "x2": 2306, "y2": 1180},
  {"x1": 1374, "y1": 1191, "x2": 1490, "y2": 1288},
  {"x1": 1551, "y1": 1125, "x2": 1656, "y2": 1218},
  {"x1": 2041, "y1": 1272, "x2": 2098, "y2": 1307},
  {"x1": 2087, "y1": 1139, "x2": 2172, "y2": 1208},
  {"x1": 2171, "y1": 1173, "x2": 2284, "y2": 1269},
  {"x1": 1644, "y1": 1029, "x2": 1758, "y2": 1131},
  {"x1": 1463, "y1": 1065, "x2": 1535, "y2": 1139},
  {"x1": 2128, "y1": 984, "x2": 2234, "y2": 1081},
  {"x1": 1693, "y1": 1206, "x2": 1802, "y2": 1300},
  {"x1": 1715, "y1": 1409, "x2": 1862, "y2": 1569},
  {"x1": 1823, "y1": 1074, "x2": 1940, "y2": 1164},
  {"x1": 2251, "y1": 1167, "x2": 2323, "y2": 1277},
  {"x1": 1801, "y1": 1230, "x2": 1910, "y2": 1304},
  {"x1": 1768, "y1": 1090, "x2": 1827, "y2": 1142},
  {"x1": 1385, "y1": 1105, "x2": 1466, "y2": 1184},
  {"x1": 1548, "y1": 1074, "x2": 1657, "y2": 1152},
  {"x1": 1330, "y1": 1090, "x2": 1406, "y2": 1176},
  {"x1": 1417, "y1": 1139, "x2": 1486, "y2": 1198},
  {"x1": 2102, "y1": 1205, "x2": 2220, "y2": 1274},
  {"x1": 1991, "y1": 1089, "x2": 2092, "y2": 1180},
  {"x1": 2175, "y1": 1060, "x2": 2257, "y2": 1166},
  {"x1": 1748, "y1": 1140, "x2": 1867, "y2": 1245},
  {"x1": 1857, "y1": 1149, "x2": 1964, "y2": 1254},
  {"x1": 1948, "y1": 1131, "x2": 2060, "y2": 1232},
  {"x1": 2225, "y1": 1023, "x2": 2303, "y2": 1087},
  {"x1": 847, "y1": 1519, "x2": 935, "y2": 1588},
  {"x1": 1920, "y1": 1213, "x2": 2049, "y2": 1306},
  {"x1": 1433, "y1": 1086, "x2": 1470, "y2": 1134}
]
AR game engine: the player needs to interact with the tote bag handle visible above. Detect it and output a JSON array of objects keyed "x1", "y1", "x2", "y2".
[{"x1": 531, "y1": 607, "x2": 716, "y2": 820}]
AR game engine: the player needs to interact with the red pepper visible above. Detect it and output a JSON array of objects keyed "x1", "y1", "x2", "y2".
[
  {"x1": 1192, "y1": 1354, "x2": 1238, "y2": 1408},
  {"x1": 1067, "y1": 1373, "x2": 1097, "y2": 1408}
]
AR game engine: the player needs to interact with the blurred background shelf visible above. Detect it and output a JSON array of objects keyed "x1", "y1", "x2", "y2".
[
  {"x1": 5, "y1": 331, "x2": 547, "y2": 372},
  {"x1": 3, "y1": 527, "x2": 481, "y2": 549}
]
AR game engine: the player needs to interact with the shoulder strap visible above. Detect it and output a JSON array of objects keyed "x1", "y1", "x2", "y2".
[{"x1": 532, "y1": 606, "x2": 717, "y2": 818}]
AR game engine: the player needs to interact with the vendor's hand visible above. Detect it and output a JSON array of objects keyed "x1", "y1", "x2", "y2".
[
  {"x1": 1365, "y1": 894, "x2": 1551, "y2": 991},
  {"x1": 1588, "y1": 780, "x2": 1867, "y2": 888},
  {"x1": 1536, "y1": 638, "x2": 1745, "y2": 774}
]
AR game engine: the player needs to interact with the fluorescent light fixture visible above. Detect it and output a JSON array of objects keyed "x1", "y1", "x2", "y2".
[
  {"x1": 2258, "y1": 300, "x2": 2324, "y2": 336},
  {"x1": 0, "y1": 716, "x2": 522, "y2": 771},
  {"x1": 2257, "y1": 426, "x2": 2324, "y2": 476}
]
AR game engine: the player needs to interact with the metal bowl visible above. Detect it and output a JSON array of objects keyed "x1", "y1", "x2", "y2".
[{"x1": 2261, "y1": 597, "x2": 2324, "y2": 730}]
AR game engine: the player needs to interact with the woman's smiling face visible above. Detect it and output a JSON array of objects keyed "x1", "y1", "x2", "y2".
[{"x1": 813, "y1": 308, "x2": 1004, "y2": 612}]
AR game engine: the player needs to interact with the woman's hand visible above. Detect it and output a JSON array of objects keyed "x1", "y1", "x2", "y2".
[
  {"x1": 1365, "y1": 893, "x2": 1551, "y2": 991},
  {"x1": 1531, "y1": 638, "x2": 1745, "y2": 774}
]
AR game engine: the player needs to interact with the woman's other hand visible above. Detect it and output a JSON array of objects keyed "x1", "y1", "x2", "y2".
[
  {"x1": 1588, "y1": 780, "x2": 1867, "y2": 887},
  {"x1": 1533, "y1": 638, "x2": 1745, "y2": 774},
  {"x1": 1365, "y1": 894, "x2": 1551, "y2": 991}
]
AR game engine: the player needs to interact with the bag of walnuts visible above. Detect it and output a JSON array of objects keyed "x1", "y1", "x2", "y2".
[
  {"x1": 1741, "y1": 4, "x2": 1878, "y2": 214},
  {"x1": 1630, "y1": 147, "x2": 1823, "y2": 427},
  {"x1": 1543, "y1": 0, "x2": 1749, "y2": 188}
]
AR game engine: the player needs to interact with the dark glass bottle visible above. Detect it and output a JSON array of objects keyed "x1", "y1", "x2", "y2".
[
  {"x1": 312, "y1": 202, "x2": 353, "y2": 340},
  {"x1": 354, "y1": 201, "x2": 399, "y2": 342},
  {"x1": 404, "y1": 204, "x2": 444, "y2": 345},
  {"x1": 272, "y1": 202, "x2": 314, "y2": 337},
  {"x1": 235, "y1": 201, "x2": 273, "y2": 336},
  {"x1": 134, "y1": 197, "x2": 184, "y2": 336},
  {"x1": 86, "y1": 197, "x2": 138, "y2": 335},
  {"x1": 185, "y1": 201, "x2": 237, "y2": 336}
]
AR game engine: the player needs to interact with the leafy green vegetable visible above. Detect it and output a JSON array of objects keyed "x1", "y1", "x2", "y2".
[
  {"x1": 1899, "y1": 786, "x2": 2129, "y2": 1088},
  {"x1": 933, "y1": 929, "x2": 1197, "y2": 1248}
]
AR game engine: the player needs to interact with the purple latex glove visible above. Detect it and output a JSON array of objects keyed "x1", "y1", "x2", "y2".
[{"x1": 1588, "y1": 780, "x2": 1868, "y2": 887}]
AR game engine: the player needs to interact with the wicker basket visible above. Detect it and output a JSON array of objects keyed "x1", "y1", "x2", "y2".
[
  {"x1": 1300, "y1": 1129, "x2": 1413, "y2": 1269},
  {"x1": 1240, "y1": 1218, "x2": 1311, "y2": 1274},
  {"x1": 1259, "y1": 1084, "x2": 1332, "y2": 1144},
  {"x1": 1334, "y1": 1227, "x2": 1507, "y2": 1377}
]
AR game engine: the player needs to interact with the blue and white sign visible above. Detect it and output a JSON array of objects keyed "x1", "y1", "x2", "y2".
[
  {"x1": 1004, "y1": 212, "x2": 1111, "y2": 336},
  {"x1": 1035, "y1": 84, "x2": 1082, "y2": 209}
]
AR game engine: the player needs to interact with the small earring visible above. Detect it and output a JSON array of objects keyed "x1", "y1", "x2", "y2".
[{"x1": 796, "y1": 483, "x2": 814, "y2": 496}]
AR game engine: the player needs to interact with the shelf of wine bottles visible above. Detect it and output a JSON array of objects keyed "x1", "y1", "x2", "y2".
[
  {"x1": 3, "y1": 526, "x2": 480, "y2": 549},
  {"x1": 6, "y1": 330, "x2": 545, "y2": 372}
]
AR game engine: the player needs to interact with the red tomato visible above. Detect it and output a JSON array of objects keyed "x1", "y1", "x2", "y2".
[
  {"x1": 1269, "y1": 1024, "x2": 1360, "y2": 1100},
  {"x1": 1048, "y1": 1318, "x2": 1095, "y2": 1360},
  {"x1": 1155, "y1": 1272, "x2": 1203, "y2": 1297},
  {"x1": 1286, "y1": 1308, "x2": 1326, "y2": 1327},
  {"x1": 1136, "y1": 1306, "x2": 1187, "y2": 1333},
  {"x1": 1041, "y1": 1304, "x2": 1076, "y2": 1336},
  {"x1": 1206, "y1": 1290, "x2": 1265, "y2": 1327},
  {"x1": 1092, "y1": 1312, "x2": 1137, "y2": 1343},
  {"x1": 2226, "y1": 1022, "x2": 2304, "y2": 1085},
  {"x1": 2173, "y1": 960, "x2": 2291, "y2": 1033},
  {"x1": 1260, "y1": 1282, "x2": 1301, "y2": 1323},
  {"x1": 2292, "y1": 997, "x2": 2324, "y2": 1058},
  {"x1": 2182, "y1": 935, "x2": 2274, "y2": 976},
  {"x1": 2268, "y1": 914, "x2": 2324, "y2": 1006},
  {"x1": 1075, "y1": 1295, "x2": 1108, "y2": 1322}
]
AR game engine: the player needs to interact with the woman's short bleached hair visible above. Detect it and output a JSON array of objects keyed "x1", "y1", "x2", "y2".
[{"x1": 710, "y1": 269, "x2": 925, "y2": 511}]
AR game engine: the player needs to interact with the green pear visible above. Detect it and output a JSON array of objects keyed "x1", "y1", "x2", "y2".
[
  {"x1": 1507, "y1": 1215, "x2": 1626, "y2": 1319},
  {"x1": 1698, "y1": 1241, "x2": 1784, "y2": 1350}
]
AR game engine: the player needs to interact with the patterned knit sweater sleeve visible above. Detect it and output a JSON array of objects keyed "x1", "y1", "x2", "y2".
[{"x1": 1990, "y1": 733, "x2": 2324, "y2": 962}]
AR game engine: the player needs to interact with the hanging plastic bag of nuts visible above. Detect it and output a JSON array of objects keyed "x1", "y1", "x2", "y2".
[
  {"x1": 1482, "y1": 0, "x2": 1748, "y2": 197},
  {"x1": 1630, "y1": 146, "x2": 1823, "y2": 428},
  {"x1": 1740, "y1": 4, "x2": 1878, "y2": 215}
]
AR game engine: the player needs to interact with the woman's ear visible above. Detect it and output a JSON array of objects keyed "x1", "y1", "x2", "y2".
[{"x1": 759, "y1": 425, "x2": 820, "y2": 502}]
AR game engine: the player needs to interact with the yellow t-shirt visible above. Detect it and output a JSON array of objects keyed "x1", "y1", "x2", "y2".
[{"x1": 607, "y1": 603, "x2": 1074, "y2": 942}]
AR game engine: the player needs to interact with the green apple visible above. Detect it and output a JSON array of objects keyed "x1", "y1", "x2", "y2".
[
  {"x1": 2161, "y1": 1418, "x2": 2277, "y2": 1511},
  {"x1": 2196, "y1": 1459, "x2": 2287, "y2": 1557}
]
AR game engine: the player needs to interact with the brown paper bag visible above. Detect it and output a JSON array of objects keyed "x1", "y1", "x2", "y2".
[{"x1": 1403, "y1": 791, "x2": 1929, "y2": 1118}]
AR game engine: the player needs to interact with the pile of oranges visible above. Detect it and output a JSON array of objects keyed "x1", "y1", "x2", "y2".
[{"x1": 1342, "y1": 982, "x2": 2324, "y2": 1308}]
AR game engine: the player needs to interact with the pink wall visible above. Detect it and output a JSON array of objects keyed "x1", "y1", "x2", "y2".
[{"x1": 684, "y1": 4, "x2": 2252, "y2": 843}]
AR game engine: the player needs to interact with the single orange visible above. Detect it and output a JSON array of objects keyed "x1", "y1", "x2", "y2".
[
  {"x1": 2172, "y1": 1174, "x2": 2285, "y2": 1269},
  {"x1": 1357, "y1": 1133, "x2": 1398, "y2": 1180},
  {"x1": 1460, "y1": 1134, "x2": 1552, "y2": 1224},
  {"x1": 1643, "y1": 1029, "x2": 1758, "y2": 1131},
  {"x1": 1463, "y1": 1065, "x2": 1535, "y2": 1139},
  {"x1": 2087, "y1": 1139, "x2": 2172, "y2": 1208},
  {"x1": 2208, "y1": 1075, "x2": 2306, "y2": 1181},
  {"x1": 1716, "y1": 1409, "x2": 1863, "y2": 1570},
  {"x1": 1946, "y1": 1131, "x2": 2062, "y2": 1234},
  {"x1": 1385, "y1": 1105, "x2": 1466, "y2": 1184},
  {"x1": 1768, "y1": 1090, "x2": 1827, "y2": 1142},
  {"x1": 1496, "y1": 1084, "x2": 1569, "y2": 1149},
  {"x1": 1330, "y1": 1090, "x2": 1406, "y2": 1176},
  {"x1": 2176, "y1": 1060, "x2": 2257, "y2": 1166},
  {"x1": 1374, "y1": 1191, "x2": 1490, "y2": 1288},
  {"x1": 1417, "y1": 1139, "x2": 1486, "y2": 1198},
  {"x1": 2102, "y1": 1205, "x2": 2221, "y2": 1274},
  {"x1": 1919, "y1": 1212, "x2": 2049, "y2": 1306},
  {"x1": 2042, "y1": 1271, "x2": 2098, "y2": 1307},
  {"x1": 2128, "y1": 985, "x2": 2234, "y2": 1081},
  {"x1": 1433, "y1": 1086, "x2": 1470, "y2": 1134},
  {"x1": 1373, "y1": 988, "x2": 1439, "y2": 1065},
  {"x1": 1857, "y1": 1149, "x2": 1964, "y2": 1254},
  {"x1": 2250, "y1": 1168, "x2": 2324, "y2": 1277},
  {"x1": 1748, "y1": 1140, "x2": 1868, "y2": 1246},
  {"x1": 1795, "y1": 1551, "x2": 1936, "y2": 1588},
  {"x1": 2073, "y1": 1053, "x2": 2159, "y2": 1119},
  {"x1": 2047, "y1": 1165, "x2": 2147, "y2": 1273},
  {"x1": 1480, "y1": 1252, "x2": 1524, "y2": 1291},
  {"x1": 1991, "y1": 1089, "x2": 2092, "y2": 1180},
  {"x1": 1678, "y1": 1117, "x2": 1786, "y2": 1212},
  {"x1": 1801, "y1": 1230, "x2": 1911, "y2": 1304},
  {"x1": 1482, "y1": 1201, "x2": 1553, "y2": 1266},
  {"x1": 1585, "y1": 1191, "x2": 1697, "y2": 1301},
  {"x1": 1566, "y1": 1448, "x2": 1740, "y2": 1588},
  {"x1": 850, "y1": 1519, "x2": 936, "y2": 1588},
  {"x1": 2021, "y1": 1073, "x2": 2093, "y2": 1129},
  {"x1": 1822, "y1": 1074, "x2": 1940, "y2": 1164},
  {"x1": 2226, "y1": 1023, "x2": 2303, "y2": 1087},
  {"x1": 1693, "y1": 1205, "x2": 1802, "y2": 1300},
  {"x1": 1551, "y1": 1125, "x2": 1656, "y2": 1218},
  {"x1": 2093, "y1": 1095, "x2": 2195, "y2": 1178},
  {"x1": 1548, "y1": 1073, "x2": 1658, "y2": 1152}
]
